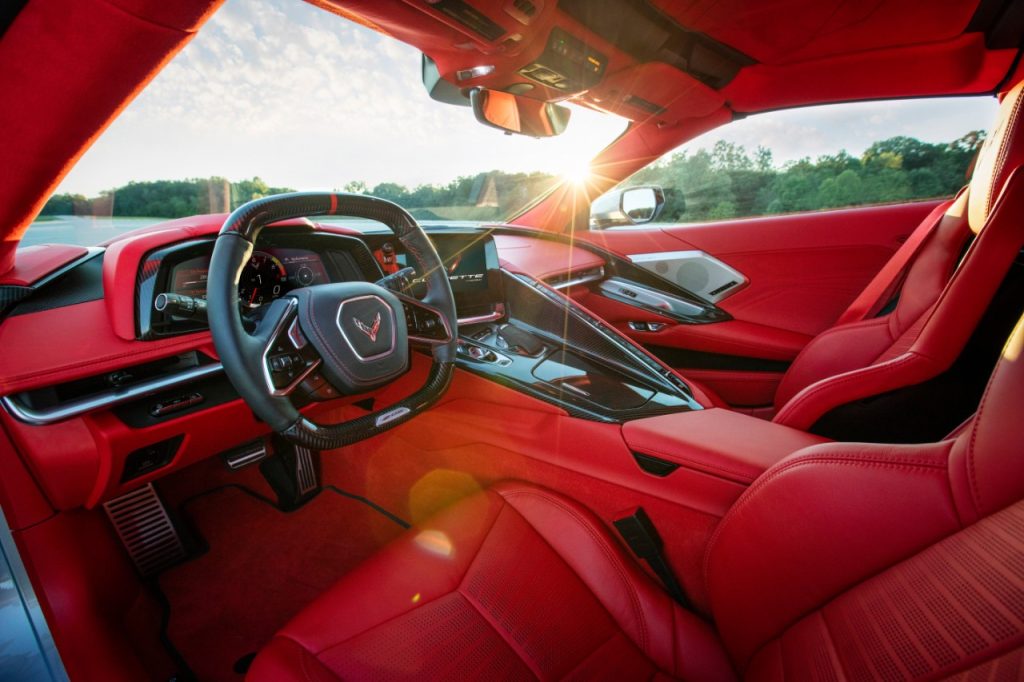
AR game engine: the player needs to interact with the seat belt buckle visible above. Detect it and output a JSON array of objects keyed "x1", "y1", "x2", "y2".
[{"x1": 613, "y1": 507, "x2": 690, "y2": 608}]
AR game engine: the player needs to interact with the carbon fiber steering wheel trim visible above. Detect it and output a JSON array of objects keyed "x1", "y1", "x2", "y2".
[{"x1": 209, "y1": 192, "x2": 457, "y2": 449}]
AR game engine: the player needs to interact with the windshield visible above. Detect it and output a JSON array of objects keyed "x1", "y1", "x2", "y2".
[{"x1": 21, "y1": 0, "x2": 627, "y2": 249}]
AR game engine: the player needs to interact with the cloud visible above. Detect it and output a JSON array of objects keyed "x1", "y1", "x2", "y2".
[{"x1": 57, "y1": 0, "x2": 996, "y2": 197}]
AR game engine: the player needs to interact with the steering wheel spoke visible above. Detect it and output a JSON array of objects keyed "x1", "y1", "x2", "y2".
[
  {"x1": 257, "y1": 297, "x2": 323, "y2": 397},
  {"x1": 394, "y1": 291, "x2": 454, "y2": 347}
]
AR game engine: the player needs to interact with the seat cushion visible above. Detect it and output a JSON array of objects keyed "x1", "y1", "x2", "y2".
[
  {"x1": 745, "y1": 498, "x2": 1024, "y2": 680},
  {"x1": 247, "y1": 482, "x2": 735, "y2": 682}
]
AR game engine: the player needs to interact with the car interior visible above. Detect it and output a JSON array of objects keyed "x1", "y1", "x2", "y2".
[{"x1": 1, "y1": 0, "x2": 1023, "y2": 680}]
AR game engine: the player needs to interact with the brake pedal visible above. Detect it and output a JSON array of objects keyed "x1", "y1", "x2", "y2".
[
  {"x1": 103, "y1": 483, "x2": 187, "y2": 576},
  {"x1": 259, "y1": 440, "x2": 321, "y2": 510}
]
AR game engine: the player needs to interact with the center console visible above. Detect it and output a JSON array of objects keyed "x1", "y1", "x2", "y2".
[{"x1": 453, "y1": 270, "x2": 703, "y2": 421}]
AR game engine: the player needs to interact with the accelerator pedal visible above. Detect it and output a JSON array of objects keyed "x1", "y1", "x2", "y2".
[{"x1": 103, "y1": 483, "x2": 187, "y2": 576}]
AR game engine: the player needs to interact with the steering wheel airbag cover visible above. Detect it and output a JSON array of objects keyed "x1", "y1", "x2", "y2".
[{"x1": 289, "y1": 282, "x2": 409, "y2": 393}]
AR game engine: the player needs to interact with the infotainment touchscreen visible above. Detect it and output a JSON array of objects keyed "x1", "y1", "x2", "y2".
[
  {"x1": 433, "y1": 236, "x2": 489, "y2": 293},
  {"x1": 370, "y1": 231, "x2": 502, "y2": 311}
]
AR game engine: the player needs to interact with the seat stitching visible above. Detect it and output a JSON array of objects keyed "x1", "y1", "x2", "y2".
[
  {"x1": 498, "y1": 487, "x2": 650, "y2": 653},
  {"x1": 298, "y1": 641, "x2": 329, "y2": 682},
  {"x1": 703, "y1": 454, "x2": 948, "y2": 581},
  {"x1": 775, "y1": 353, "x2": 919, "y2": 424},
  {"x1": 270, "y1": 635, "x2": 334, "y2": 682},
  {"x1": 458, "y1": 586, "x2": 546, "y2": 680},
  {"x1": 309, "y1": 494, "x2": 505, "y2": 656},
  {"x1": 557, "y1": 631, "x2": 621, "y2": 680},
  {"x1": 817, "y1": 610, "x2": 849, "y2": 682},
  {"x1": 986, "y1": 90, "x2": 1022, "y2": 220}
]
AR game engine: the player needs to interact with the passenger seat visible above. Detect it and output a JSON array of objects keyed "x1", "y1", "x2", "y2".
[{"x1": 704, "y1": 80, "x2": 1024, "y2": 438}]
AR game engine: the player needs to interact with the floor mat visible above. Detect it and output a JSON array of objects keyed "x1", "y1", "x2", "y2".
[{"x1": 158, "y1": 486, "x2": 406, "y2": 681}]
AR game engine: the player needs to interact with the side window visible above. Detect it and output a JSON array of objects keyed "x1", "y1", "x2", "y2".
[{"x1": 603, "y1": 97, "x2": 997, "y2": 226}]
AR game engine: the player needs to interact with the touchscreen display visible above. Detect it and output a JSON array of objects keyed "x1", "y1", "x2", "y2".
[{"x1": 434, "y1": 237, "x2": 488, "y2": 292}]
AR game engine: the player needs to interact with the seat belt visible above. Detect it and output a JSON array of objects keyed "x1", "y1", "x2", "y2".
[
  {"x1": 613, "y1": 507, "x2": 690, "y2": 608},
  {"x1": 834, "y1": 193, "x2": 960, "y2": 326}
]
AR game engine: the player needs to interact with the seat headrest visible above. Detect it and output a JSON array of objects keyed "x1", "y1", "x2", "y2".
[
  {"x1": 950, "y1": 312, "x2": 1024, "y2": 521},
  {"x1": 968, "y1": 80, "x2": 1024, "y2": 233}
]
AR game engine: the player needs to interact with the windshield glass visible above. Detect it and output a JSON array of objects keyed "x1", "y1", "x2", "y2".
[{"x1": 21, "y1": 0, "x2": 627, "y2": 249}]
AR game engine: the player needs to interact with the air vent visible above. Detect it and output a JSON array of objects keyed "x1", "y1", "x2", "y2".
[{"x1": 104, "y1": 484, "x2": 187, "y2": 576}]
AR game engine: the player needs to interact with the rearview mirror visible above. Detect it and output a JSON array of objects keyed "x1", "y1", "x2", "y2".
[
  {"x1": 469, "y1": 88, "x2": 571, "y2": 138},
  {"x1": 590, "y1": 186, "x2": 665, "y2": 229}
]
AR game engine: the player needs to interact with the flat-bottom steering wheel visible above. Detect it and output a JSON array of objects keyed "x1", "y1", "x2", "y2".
[{"x1": 207, "y1": 192, "x2": 457, "y2": 449}]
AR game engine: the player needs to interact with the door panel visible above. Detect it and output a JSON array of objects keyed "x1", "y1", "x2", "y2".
[{"x1": 579, "y1": 200, "x2": 942, "y2": 405}]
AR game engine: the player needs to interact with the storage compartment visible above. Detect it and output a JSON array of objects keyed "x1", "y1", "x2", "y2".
[{"x1": 622, "y1": 408, "x2": 828, "y2": 515}]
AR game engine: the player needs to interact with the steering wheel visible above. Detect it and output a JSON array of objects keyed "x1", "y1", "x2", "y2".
[{"x1": 207, "y1": 192, "x2": 457, "y2": 450}]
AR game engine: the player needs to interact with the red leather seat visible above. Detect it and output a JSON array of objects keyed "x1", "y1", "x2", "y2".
[
  {"x1": 719, "y1": 81, "x2": 1024, "y2": 431},
  {"x1": 249, "y1": 314, "x2": 1024, "y2": 680}
]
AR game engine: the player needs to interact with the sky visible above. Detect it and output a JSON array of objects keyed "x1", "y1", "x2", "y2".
[{"x1": 56, "y1": 0, "x2": 999, "y2": 197}]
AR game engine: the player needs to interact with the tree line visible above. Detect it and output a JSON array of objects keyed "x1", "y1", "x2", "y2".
[
  {"x1": 40, "y1": 177, "x2": 295, "y2": 219},
  {"x1": 40, "y1": 132, "x2": 983, "y2": 222},
  {"x1": 626, "y1": 132, "x2": 984, "y2": 222}
]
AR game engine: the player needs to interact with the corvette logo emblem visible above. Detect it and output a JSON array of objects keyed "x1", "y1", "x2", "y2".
[{"x1": 353, "y1": 312, "x2": 382, "y2": 342}]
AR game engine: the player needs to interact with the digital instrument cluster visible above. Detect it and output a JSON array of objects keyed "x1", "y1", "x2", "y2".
[{"x1": 169, "y1": 248, "x2": 328, "y2": 307}]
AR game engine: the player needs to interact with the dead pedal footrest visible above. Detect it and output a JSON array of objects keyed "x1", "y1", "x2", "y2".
[{"x1": 103, "y1": 483, "x2": 187, "y2": 576}]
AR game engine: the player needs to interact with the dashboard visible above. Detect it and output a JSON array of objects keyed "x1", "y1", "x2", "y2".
[{"x1": 0, "y1": 218, "x2": 723, "y2": 508}]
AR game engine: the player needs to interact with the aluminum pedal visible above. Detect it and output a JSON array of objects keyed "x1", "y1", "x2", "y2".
[
  {"x1": 103, "y1": 483, "x2": 186, "y2": 576},
  {"x1": 294, "y1": 446, "x2": 318, "y2": 496}
]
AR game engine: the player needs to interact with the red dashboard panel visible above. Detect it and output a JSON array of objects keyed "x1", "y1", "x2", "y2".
[
  {"x1": 0, "y1": 244, "x2": 89, "y2": 287},
  {"x1": 0, "y1": 299, "x2": 217, "y2": 396},
  {"x1": 493, "y1": 233, "x2": 605, "y2": 282}
]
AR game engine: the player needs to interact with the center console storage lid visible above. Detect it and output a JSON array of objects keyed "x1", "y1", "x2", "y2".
[{"x1": 622, "y1": 408, "x2": 827, "y2": 485}]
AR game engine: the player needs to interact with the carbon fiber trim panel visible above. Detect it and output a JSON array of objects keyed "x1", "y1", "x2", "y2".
[{"x1": 281, "y1": 361, "x2": 454, "y2": 449}]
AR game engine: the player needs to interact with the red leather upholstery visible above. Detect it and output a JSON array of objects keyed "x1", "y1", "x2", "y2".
[
  {"x1": 0, "y1": 244, "x2": 87, "y2": 286},
  {"x1": 250, "y1": 311, "x2": 1024, "y2": 680},
  {"x1": 769, "y1": 81, "x2": 1024, "y2": 428},
  {"x1": 706, "y1": 311, "x2": 1024, "y2": 675},
  {"x1": 622, "y1": 408, "x2": 826, "y2": 485},
  {"x1": 248, "y1": 481, "x2": 735, "y2": 681}
]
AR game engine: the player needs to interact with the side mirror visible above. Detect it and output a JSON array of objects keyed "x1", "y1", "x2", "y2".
[
  {"x1": 589, "y1": 186, "x2": 665, "y2": 229},
  {"x1": 469, "y1": 88, "x2": 571, "y2": 138}
]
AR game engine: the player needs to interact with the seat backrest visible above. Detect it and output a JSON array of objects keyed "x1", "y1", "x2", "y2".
[
  {"x1": 771, "y1": 81, "x2": 1024, "y2": 432},
  {"x1": 705, "y1": 312, "x2": 1024, "y2": 678}
]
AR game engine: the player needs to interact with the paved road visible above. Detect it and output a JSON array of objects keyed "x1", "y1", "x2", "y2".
[{"x1": 19, "y1": 216, "x2": 166, "y2": 249}]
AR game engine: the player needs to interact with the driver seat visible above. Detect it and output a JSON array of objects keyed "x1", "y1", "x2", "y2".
[{"x1": 248, "y1": 314, "x2": 1024, "y2": 679}]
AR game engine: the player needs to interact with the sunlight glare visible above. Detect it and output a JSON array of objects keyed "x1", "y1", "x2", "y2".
[
  {"x1": 414, "y1": 529, "x2": 454, "y2": 558},
  {"x1": 561, "y1": 159, "x2": 593, "y2": 185}
]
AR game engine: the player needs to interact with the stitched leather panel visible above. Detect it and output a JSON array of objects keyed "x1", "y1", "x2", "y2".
[{"x1": 747, "y1": 500, "x2": 1024, "y2": 680}]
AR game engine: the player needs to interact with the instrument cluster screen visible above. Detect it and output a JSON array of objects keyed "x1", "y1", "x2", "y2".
[{"x1": 169, "y1": 248, "x2": 328, "y2": 307}]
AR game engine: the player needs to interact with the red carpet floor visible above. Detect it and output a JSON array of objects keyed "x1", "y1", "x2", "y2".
[{"x1": 158, "y1": 486, "x2": 406, "y2": 681}]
